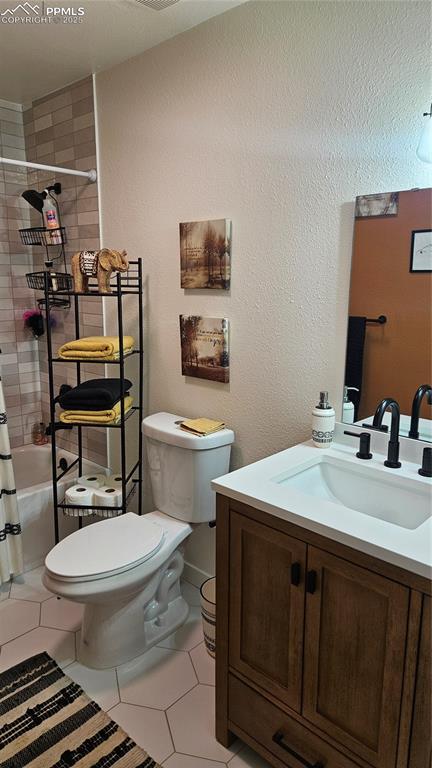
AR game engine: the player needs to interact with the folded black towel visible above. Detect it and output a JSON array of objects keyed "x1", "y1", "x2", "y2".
[{"x1": 57, "y1": 378, "x2": 133, "y2": 411}]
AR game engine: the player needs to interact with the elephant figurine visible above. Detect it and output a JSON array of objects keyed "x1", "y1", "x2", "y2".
[{"x1": 71, "y1": 248, "x2": 129, "y2": 294}]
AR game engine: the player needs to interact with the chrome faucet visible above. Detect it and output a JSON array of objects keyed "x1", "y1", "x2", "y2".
[
  {"x1": 408, "y1": 384, "x2": 432, "y2": 439},
  {"x1": 372, "y1": 398, "x2": 401, "y2": 468}
]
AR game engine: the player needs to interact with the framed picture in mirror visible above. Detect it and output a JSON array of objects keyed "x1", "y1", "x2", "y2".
[
  {"x1": 410, "y1": 229, "x2": 432, "y2": 273},
  {"x1": 355, "y1": 192, "x2": 399, "y2": 218}
]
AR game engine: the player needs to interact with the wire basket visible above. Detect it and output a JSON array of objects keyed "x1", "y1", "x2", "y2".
[
  {"x1": 61, "y1": 506, "x2": 96, "y2": 519},
  {"x1": 61, "y1": 482, "x2": 137, "y2": 519},
  {"x1": 19, "y1": 227, "x2": 67, "y2": 247},
  {"x1": 26, "y1": 271, "x2": 73, "y2": 292}
]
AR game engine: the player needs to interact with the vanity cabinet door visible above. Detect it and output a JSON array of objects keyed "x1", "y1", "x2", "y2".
[
  {"x1": 303, "y1": 547, "x2": 409, "y2": 768},
  {"x1": 229, "y1": 512, "x2": 306, "y2": 713},
  {"x1": 408, "y1": 595, "x2": 431, "y2": 768}
]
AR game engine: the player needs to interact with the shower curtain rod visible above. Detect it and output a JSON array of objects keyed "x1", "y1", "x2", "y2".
[{"x1": 0, "y1": 156, "x2": 97, "y2": 183}]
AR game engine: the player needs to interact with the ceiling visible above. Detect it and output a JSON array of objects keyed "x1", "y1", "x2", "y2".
[{"x1": 0, "y1": 0, "x2": 248, "y2": 104}]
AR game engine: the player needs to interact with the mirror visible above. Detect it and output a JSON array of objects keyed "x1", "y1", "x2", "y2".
[{"x1": 343, "y1": 187, "x2": 432, "y2": 441}]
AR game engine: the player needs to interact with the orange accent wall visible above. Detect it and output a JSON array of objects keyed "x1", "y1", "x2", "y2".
[{"x1": 349, "y1": 188, "x2": 432, "y2": 420}]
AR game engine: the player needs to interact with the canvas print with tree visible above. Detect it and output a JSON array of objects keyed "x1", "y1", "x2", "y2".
[
  {"x1": 180, "y1": 219, "x2": 231, "y2": 289},
  {"x1": 180, "y1": 316, "x2": 230, "y2": 383}
]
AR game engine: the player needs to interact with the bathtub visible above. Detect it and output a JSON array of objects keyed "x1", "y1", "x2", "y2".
[{"x1": 13, "y1": 444, "x2": 101, "y2": 572}]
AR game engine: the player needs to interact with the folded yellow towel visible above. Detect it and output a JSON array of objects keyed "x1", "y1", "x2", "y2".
[
  {"x1": 180, "y1": 417, "x2": 225, "y2": 436},
  {"x1": 59, "y1": 396, "x2": 133, "y2": 425},
  {"x1": 58, "y1": 336, "x2": 135, "y2": 361}
]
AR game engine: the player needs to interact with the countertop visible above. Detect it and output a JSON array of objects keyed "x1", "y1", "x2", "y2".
[{"x1": 212, "y1": 425, "x2": 432, "y2": 580}]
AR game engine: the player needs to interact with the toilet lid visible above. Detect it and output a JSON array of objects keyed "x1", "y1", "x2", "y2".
[{"x1": 45, "y1": 513, "x2": 164, "y2": 581}]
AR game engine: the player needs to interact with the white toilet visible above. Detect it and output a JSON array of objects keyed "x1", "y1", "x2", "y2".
[{"x1": 43, "y1": 412, "x2": 234, "y2": 669}]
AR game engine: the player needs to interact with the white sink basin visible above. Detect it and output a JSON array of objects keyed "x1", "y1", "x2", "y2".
[
  {"x1": 213, "y1": 429, "x2": 432, "y2": 577},
  {"x1": 273, "y1": 455, "x2": 431, "y2": 530}
]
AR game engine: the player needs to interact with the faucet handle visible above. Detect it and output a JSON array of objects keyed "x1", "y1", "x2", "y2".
[
  {"x1": 362, "y1": 422, "x2": 388, "y2": 433},
  {"x1": 344, "y1": 431, "x2": 373, "y2": 460},
  {"x1": 419, "y1": 447, "x2": 432, "y2": 478}
]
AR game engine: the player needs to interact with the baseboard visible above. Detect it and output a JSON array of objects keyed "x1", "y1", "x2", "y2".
[{"x1": 183, "y1": 560, "x2": 213, "y2": 588}]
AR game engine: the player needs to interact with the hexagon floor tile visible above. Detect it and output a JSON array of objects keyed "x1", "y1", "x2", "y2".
[
  {"x1": 163, "y1": 754, "x2": 225, "y2": 768},
  {"x1": 10, "y1": 566, "x2": 52, "y2": 602},
  {"x1": 41, "y1": 596, "x2": 84, "y2": 632},
  {"x1": 0, "y1": 626, "x2": 75, "y2": 672},
  {"x1": 117, "y1": 645, "x2": 197, "y2": 709},
  {"x1": 0, "y1": 567, "x2": 271, "y2": 768},
  {"x1": 228, "y1": 745, "x2": 273, "y2": 767},
  {"x1": 167, "y1": 684, "x2": 241, "y2": 763},
  {"x1": 190, "y1": 642, "x2": 215, "y2": 686},
  {"x1": 0, "y1": 599, "x2": 40, "y2": 645},
  {"x1": 158, "y1": 606, "x2": 203, "y2": 652},
  {"x1": 109, "y1": 703, "x2": 173, "y2": 764},
  {"x1": 64, "y1": 661, "x2": 120, "y2": 711}
]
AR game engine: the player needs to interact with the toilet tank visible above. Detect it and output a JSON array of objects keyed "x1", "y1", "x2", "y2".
[{"x1": 142, "y1": 412, "x2": 234, "y2": 523}]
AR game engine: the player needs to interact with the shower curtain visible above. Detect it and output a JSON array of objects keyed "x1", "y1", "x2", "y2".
[{"x1": 0, "y1": 377, "x2": 23, "y2": 585}]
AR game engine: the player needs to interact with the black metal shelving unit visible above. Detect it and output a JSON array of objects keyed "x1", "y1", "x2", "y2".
[{"x1": 41, "y1": 260, "x2": 144, "y2": 543}]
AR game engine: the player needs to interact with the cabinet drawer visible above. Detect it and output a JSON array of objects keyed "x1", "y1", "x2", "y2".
[{"x1": 229, "y1": 674, "x2": 360, "y2": 768}]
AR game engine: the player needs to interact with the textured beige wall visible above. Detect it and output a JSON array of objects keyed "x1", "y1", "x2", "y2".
[{"x1": 96, "y1": 0, "x2": 431, "y2": 577}]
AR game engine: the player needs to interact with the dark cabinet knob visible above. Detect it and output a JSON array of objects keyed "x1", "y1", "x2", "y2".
[
  {"x1": 291, "y1": 562, "x2": 301, "y2": 587},
  {"x1": 306, "y1": 570, "x2": 317, "y2": 594}
]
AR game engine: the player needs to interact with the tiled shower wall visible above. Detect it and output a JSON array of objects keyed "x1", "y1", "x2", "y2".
[
  {"x1": 23, "y1": 76, "x2": 107, "y2": 467},
  {"x1": 0, "y1": 78, "x2": 106, "y2": 466},
  {"x1": 0, "y1": 100, "x2": 43, "y2": 447}
]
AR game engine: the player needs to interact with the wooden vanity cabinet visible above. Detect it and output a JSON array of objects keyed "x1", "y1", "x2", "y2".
[
  {"x1": 216, "y1": 495, "x2": 431, "y2": 768},
  {"x1": 407, "y1": 595, "x2": 431, "y2": 768}
]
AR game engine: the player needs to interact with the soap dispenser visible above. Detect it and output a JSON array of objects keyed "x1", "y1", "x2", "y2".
[
  {"x1": 342, "y1": 386, "x2": 359, "y2": 424},
  {"x1": 312, "y1": 391, "x2": 335, "y2": 448}
]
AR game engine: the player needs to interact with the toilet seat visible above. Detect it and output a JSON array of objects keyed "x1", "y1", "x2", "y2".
[{"x1": 45, "y1": 513, "x2": 165, "y2": 583}]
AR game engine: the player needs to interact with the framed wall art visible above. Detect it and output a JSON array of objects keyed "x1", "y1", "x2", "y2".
[
  {"x1": 180, "y1": 219, "x2": 231, "y2": 289},
  {"x1": 180, "y1": 315, "x2": 229, "y2": 383}
]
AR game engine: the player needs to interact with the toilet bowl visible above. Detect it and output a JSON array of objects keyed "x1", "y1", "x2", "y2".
[
  {"x1": 44, "y1": 511, "x2": 192, "y2": 668},
  {"x1": 44, "y1": 412, "x2": 234, "y2": 669}
]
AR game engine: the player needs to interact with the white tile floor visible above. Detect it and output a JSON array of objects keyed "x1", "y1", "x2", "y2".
[{"x1": 0, "y1": 566, "x2": 271, "y2": 768}]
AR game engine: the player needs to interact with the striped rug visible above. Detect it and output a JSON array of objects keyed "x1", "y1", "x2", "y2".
[{"x1": 0, "y1": 652, "x2": 161, "y2": 768}]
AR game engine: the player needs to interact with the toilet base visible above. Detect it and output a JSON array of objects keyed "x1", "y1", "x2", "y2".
[
  {"x1": 78, "y1": 550, "x2": 189, "y2": 669},
  {"x1": 79, "y1": 595, "x2": 189, "y2": 669}
]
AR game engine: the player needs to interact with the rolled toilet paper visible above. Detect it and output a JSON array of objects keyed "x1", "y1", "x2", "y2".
[
  {"x1": 66, "y1": 485, "x2": 94, "y2": 506},
  {"x1": 108, "y1": 473, "x2": 132, "y2": 497},
  {"x1": 93, "y1": 486, "x2": 123, "y2": 508},
  {"x1": 77, "y1": 473, "x2": 106, "y2": 488}
]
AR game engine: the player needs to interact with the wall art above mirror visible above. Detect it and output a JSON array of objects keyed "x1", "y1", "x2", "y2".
[{"x1": 344, "y1": 187, "x2": 432, "y2": 442}]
